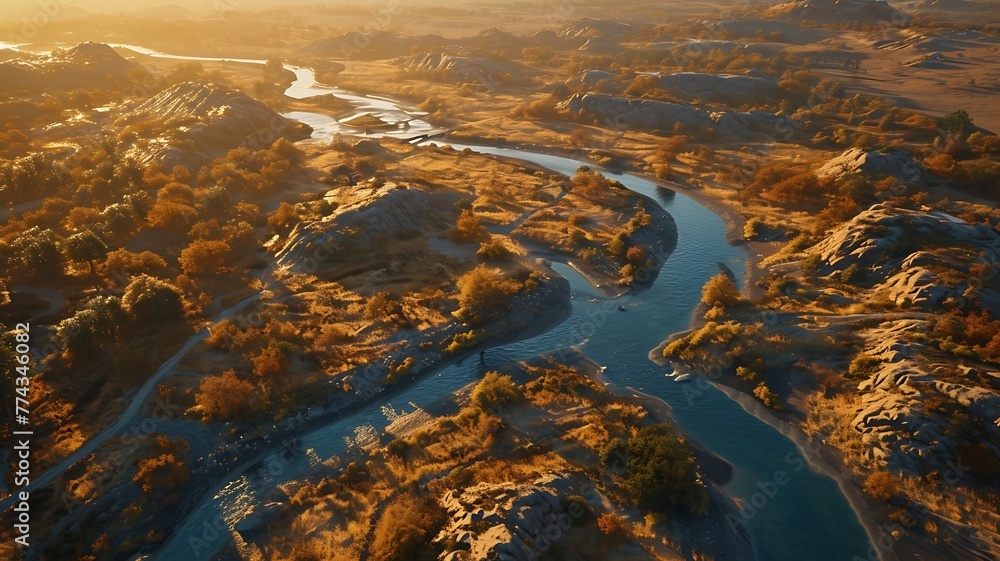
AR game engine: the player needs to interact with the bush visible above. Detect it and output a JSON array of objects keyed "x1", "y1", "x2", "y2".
[
  {"x1": 368, "y1": 494, "x2": 446, "y2": 561},
  {"x1": 800, "y1": 254, "x2": 823, "y2": 278},
  {"x1": 597, "y1": 512, "x2": 629, "y2": 541},
  {"x1": 477, "y1": 238, "x2": 512, "y2": 261},
  {"x1": 133, "y1": 453, "x2": 189, "y2": 497},
  {"x1": 753, "y1": 382, "x2": 785, "y2": 409},
  {"x1": 625, "y1": 245, "x2": 648, "y2": 266},
  {"x1": 863, "y1": 469, "x2": 899, "y2": 501},
  {"x1": 839, "y1": 263, "x2": 861, "y2": 284},
  {"x1": 252, "y1": 340, "x2": 293, "y2": 379},
  {"x1": 455, "y1": 264, "x2": 520, "y2": 325},
  {"x1": 196, "y1": 370, "x2": 257, "y2": 421},
  {"x1": 564, "y1": 495, "x2": 595, "y2": 526},
  {"x1": 451, "y1": 209, "x2": 489, "y2": 244},
  {"x1": 470, "y1": 371, "x2": 521, "y2": 412},
  {"x1": 848, "y1": 353, "x2": 881, "y2": 378},
  {"x1": 701, "y1": 274, "x2": 740, "y2": 310}
]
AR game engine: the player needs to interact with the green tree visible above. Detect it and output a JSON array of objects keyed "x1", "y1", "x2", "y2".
[
  {"x1": 64, "y1": 230, "x2": 109, "y2": 280},
  {"x1": 940, "y1": 110, "x2": 975, "y2": 139},
  {"x1": 122, "y1": 275, "x2": 184, "y2": 325},
  {"x1": 11, "y1": 227, "x2": 63, "y2": 280},
  {"x1": 625, "y1": 424, "x2": 708, "y2": 515}
]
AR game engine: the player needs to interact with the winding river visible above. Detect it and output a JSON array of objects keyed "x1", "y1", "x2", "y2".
[{"x1": 16, "y1": 44, "x2": 874, "y2": 561}]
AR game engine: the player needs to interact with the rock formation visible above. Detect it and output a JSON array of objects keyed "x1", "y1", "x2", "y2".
[
  {"x1": 115, "y1": 81, "x2": 312, "y2": 166},
  {"x1": 558, "y1": 92, "x2": 793, "y2": 139}
]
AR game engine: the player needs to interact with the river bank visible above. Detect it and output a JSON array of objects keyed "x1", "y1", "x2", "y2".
[{"x1": 647, "y1": 337, "x2": 895, "y2": 561}]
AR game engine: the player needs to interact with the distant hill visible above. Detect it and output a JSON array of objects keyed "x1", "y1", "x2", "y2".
[
  {"x1": 0, "y1": 42, "x2": 139, "y2": 94},
  {"x1": 767, "y1": 0, "x2": 908, "y2": 24},
  {"x1": 115, "y1": 81, "x2": 312, "y2": 166}
]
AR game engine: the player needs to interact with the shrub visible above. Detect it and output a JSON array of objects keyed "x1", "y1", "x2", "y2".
[
  {"x1": 477, "y1": 238, "x2": 512, "y2": 261},
  {"x1": 625, "y1": 245, "x2": 648, "y2": 266},
  {"x1": 922, "y1": 152, "x2": 957, "y2": 174},
  {"x1": 701, "y1": 274, "x2": 740, "y2": 309},
  {"x1": 368, "y1": 494, "x2": 446, "y2": 561},
  {"x1": 597, "y1": 513, "x2": 629, "y2": 541},
  {"x1": 451, "y1": 209, "x2": 489, "y2": 244},
  {"x1": 196, "y1": 370, "x2": 257, "y2": 421},
  {"x1": 736, "y1": 366, "x2": 761, "y2": 384},
  {"x1": 839, "y1": 263, "x2": 861, "y2": 284},
  {"x1": 267, "y1": 202, "x2": 300, "y2": 235},
  {"x1": 800, "y1": 254, "x2": 823, "y2": 278},
  {"x1": 134, "y1": 453, "x2": 189, "y2": 496},
  {"x1": 564, "y1": 495, "x2": 595, "y2": 526},
  {"x1": 252, "y1": 340, "x2": 293, "y2": 379},
  {"x1": 753, "y1": 382, "x2": 785, "y2": 409},
  {"x1": 455, "y1": 264, "x2": 520, "y2": 325},
  {"x1": 470, "y1": 371, "x2": 521, "y2": 412},
  {"x1": 863, "y1": 469, "x2": 899, "y2": 501},
  {"x1": 848, "y1": 353, "x2": 881, "y2": 378}
]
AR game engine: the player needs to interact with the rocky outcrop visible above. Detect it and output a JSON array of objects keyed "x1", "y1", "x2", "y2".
[
  {"x1": 275, "y1": 180, "x2": 455, "y2": 272},
  {"x1": 0, "y1": 42, "x2": 140, "y2": 94},
  {"x1": 400, "y1": 52, "x2": 528, "y2": 85},
  {"x1": 558, "y1": 92, "x2": 792, "y2": 139},
  {"x1": 558, "y1": 18, "x2": 633, "y2": 41},
  {"x1": 649, "y1": 72, "x2": 781, "y2": 104},
  {"x1": 852, "y1": 320, "x2": 1000, "y2": 476},
  {"x1": 571, "y1": 70, "x2": 614, "y2": 86},
  {"x1": 809, "y1": 204, "x2": 1000, "y2": 281},
  {"x1": 116, "y1": 81, "x2": 311, "y2": 166},
  {"x1": 816, "y1": 147, "x2": 927, "y2": 184},
  {"x1": 578, "y1": 37, "x2": 622, "y2": 55},
  {"x1": 435, "y1": 474, "x2": 581, "y2": 561}
]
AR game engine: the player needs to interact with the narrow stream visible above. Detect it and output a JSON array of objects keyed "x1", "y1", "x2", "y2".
[{"x1": 17, "y1": 44, "x2": 872, "y2": 561}]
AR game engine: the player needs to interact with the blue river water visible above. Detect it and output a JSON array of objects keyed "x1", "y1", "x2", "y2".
[{"x1": 155, "y1": 144, "x2": 871, "y2": 561}]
